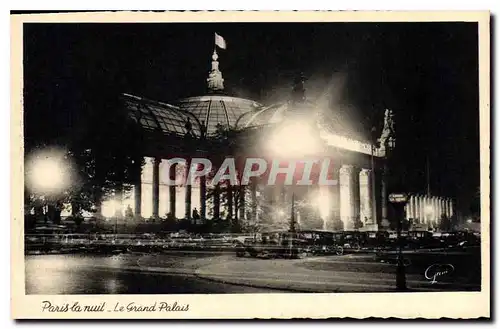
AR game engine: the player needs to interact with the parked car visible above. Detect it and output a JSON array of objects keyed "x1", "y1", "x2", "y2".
[{"x1": 235, "y1": 232, "x2": 312, "y2": 259}]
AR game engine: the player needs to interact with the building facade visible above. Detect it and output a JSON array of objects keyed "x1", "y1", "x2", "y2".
[
  {"x1": 106, "y1": 49, "x2": 402, "y2": 232},
  {"x1": 404, "y1": 194, "x2": 455, "y2": 230}
]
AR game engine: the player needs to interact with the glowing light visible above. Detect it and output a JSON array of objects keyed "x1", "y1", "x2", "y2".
[
  {"x1": 277, "y1": 209, "x2": 285, "y2": 216},
  {"x1": 319, "y1": 130, "x2": 384, "y2": 157},
  {"x1": 424, "y1": 205, "x2": 434, "y2": 214},
  {"x1": 311, "y1": 188, "x2": 331, "y2": 219},
  {"x1": 26, "y1": 148, "x2": 71, "y2": 195},
  {"x1": 60, "y1": 203, "x2": 72, "y2": 217},
  {"x1": 267, "y1": 121, "x2": 320, "y2": 157},
  {"x1": 102, "y1": 199, "x2": 120, "y2": 218},
  {"x1": 122, "y1": 187, "x2": 135, "y2": 217}
]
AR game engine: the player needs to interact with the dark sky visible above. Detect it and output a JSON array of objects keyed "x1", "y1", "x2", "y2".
[{"x1": 23, "y1": 22, "x2": 480, "y2": 215}]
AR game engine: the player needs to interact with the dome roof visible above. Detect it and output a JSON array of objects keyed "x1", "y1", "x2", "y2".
[
  {"x1": 123, "y1": 93, "x2": 204, "y2": 137},
  {"x1": 176, "y1": 95, "x2": 261, "y2": 136},
  {"x1": 238, "y1": 100, "x2": 371, "y2": 143}
]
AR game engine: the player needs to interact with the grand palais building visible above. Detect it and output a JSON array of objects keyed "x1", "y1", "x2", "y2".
[{"x1": 95, "y1": 49, "x2": 454, "y2": 232}]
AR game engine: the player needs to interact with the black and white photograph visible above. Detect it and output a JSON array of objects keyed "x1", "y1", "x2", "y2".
[{"x1": 11, "y1": 11, "x2": 490, "y2": 319}]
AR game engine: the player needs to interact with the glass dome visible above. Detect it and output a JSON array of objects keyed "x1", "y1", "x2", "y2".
[
  {"x1": 124, "y1": 93, "x2": 204, "y2": 137},
  {"x1": 123, "y1": 93, "x2": 262, "y2": 138},
  {"x1": 176, "y1": 95, "x2": 261, "y2": 136},
  {"x1": 238, "y1": 99, "x2": 371, "y2": 143}
]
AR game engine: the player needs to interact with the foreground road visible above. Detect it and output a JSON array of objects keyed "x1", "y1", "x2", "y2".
[
  {"x1": 25, "y1": 252, "x2": 286, "y2": 294},
  {"x1": 197, "y1": 252, "x2": 481, "y2": 292},
  {"x1": 25, "y1": 249, "x2": 481, "y2": 294}
]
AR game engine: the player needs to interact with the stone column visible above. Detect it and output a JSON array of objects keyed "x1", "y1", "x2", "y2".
[
  {"x1": 152, "y1": 157, "x2": 160, "y2": 219},
  {"x1": 434, "y1": 197, "x2": 440, "y2": 223},
  {"x1": 448, "y1": 198, "x2": 455, "y2": 218},
  {"x1": 442, "y1": 198, "x2": 447, "y2": 218},
  {"x1": 418, "y1": 195, "x2": 424, "y2": 224},
  {"x1": 339, "y1": 164, "x2": 355, "y2": 230},
  {"x1": 423, "y1": 196, "x2": 430, "y2": 227},
  {"x1": 410, "y1": 195, "x2": 417, "y2": 220},
  {"x1": 436, "y1": 196, "x2": 442, "y2": 220},
  {"x1": 169, "y1": 163, "x2": 176, "y2": 219},
  {"x1": 432, "y1": 196, "x2": 438, "y2": 227},
  {"x1": 430, "y1": 196, "x2": 435, "y2": 225},
  {"x1": 444, "y1": 198, "x2": 449, "y2": 218},
  {"x1": 359, "y1": 169, "x2": 374, "y2": 225},
  {"x1": 439, "y1": 197, "x2": 444, "y2": 218},
  {"x1": 407, "y1": 195, "x2": 413, "y2": 220},
  {"x1": 414, "y1": 195, "x2": 419, "y2": 220},
  {"x1": 412, "y1": 195, "x2": 417, "y2": 223},
  {"x1": 413, "y1": 195, "x2": 418, "y2": 223}
]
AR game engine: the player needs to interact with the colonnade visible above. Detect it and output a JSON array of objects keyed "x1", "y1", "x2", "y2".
[
  {"x1": 404, "y1": 195, "x2": 454, "y2": 228},
  {"x1": 130, "y1": 158, "x2": 384, "y2": 230}
]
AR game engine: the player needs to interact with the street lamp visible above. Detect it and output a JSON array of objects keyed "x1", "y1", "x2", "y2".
[
  {"x1": 26, "y1": 148, "x2": 73, "y2": 224},
  {"x1": 310, "y1": 189, "x2": 331, "y2": 230},
  {"x1": 26, "y1": 148, "x2": 71, "y2": 196},
  {"x1": 101, "y1": 199, "x2": 121, "y2": 234},
  {"x1": 101, "y1": 199, "x2": 120, "y2": 218}
]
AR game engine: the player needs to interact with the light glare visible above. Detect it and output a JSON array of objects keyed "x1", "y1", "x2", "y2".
[
  {"x1": 26, "y1": 149, "x2": 71, "y2": 195},
  {"x1": 267, "y1": 121, "x2": 320, "y2": 157}
]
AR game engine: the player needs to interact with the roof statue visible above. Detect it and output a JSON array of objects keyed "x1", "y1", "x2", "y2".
[
  {"x1": 207, "y1": 49, "x2": 224, "y2": 93},
  {"x1": 377, "y1": 108, "x2": 396, "y2": 156}
]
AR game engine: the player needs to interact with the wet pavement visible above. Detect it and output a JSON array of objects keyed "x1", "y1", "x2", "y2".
[
  {"x1": 25, "y1": 251, "x2": 284, "y2": 294},
  {"x1": 25, "y1": 249, "x2": 481, "y2": 294}
]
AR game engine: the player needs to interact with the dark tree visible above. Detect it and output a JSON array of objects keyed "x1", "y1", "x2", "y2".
[
  {"x1": 68, "y1": 86, "x2": 145, "y2": 216},
  {"x1": 469, "y1": 186, "x2": 481, "y2": 222}
]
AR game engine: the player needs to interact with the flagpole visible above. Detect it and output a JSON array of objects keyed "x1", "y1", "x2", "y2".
[{"x1": 213, "y1": 32, "x2": 216, "y2": 55}]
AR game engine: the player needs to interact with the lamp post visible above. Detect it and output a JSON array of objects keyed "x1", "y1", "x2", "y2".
[
  {"x1": 290, "y1": 192, "x2": 296, "y2": 233},
  {"x1": 26, "y1": 148, "x2": 72, "y2": 224},
  {"x1": 386, "y1": 138, "x2": 407, "y2": 291},
  {"x1": 396, "y1": 199, "x2": 407, "y2": 291},
  {"x1": 370, "y1": 127, "x2": 378, "y2": 227}
]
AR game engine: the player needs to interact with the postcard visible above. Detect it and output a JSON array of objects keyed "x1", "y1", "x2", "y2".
[{"x1": 11, "y1": 10, "x2": 490, "y2": 319}]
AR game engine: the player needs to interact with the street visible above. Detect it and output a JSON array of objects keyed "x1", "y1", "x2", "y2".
[
  {"x1": 25, "y1": 251, "x2": 281, "y2": 294},
  {"x1": 25, "y1": 249, "x2": 481, "y2": 294}
]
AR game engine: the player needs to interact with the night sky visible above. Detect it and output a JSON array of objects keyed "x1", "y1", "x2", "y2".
[{"x1": 23, "y1": 22, "x2": 480, "y2": 215}]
